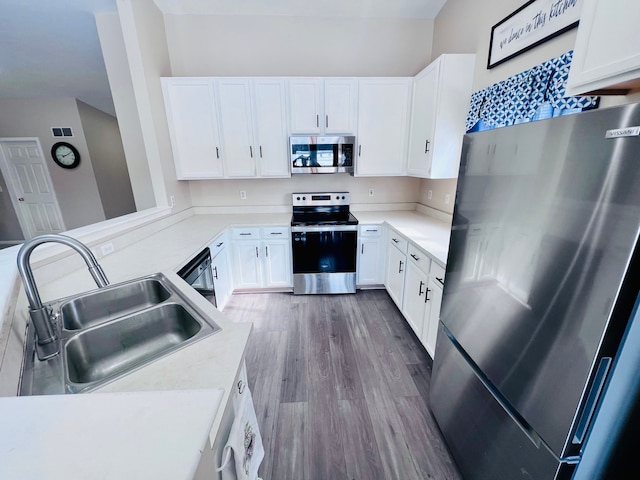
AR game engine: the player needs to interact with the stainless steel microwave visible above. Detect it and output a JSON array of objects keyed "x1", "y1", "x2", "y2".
[{"x1": 290, "y1": 136, "x2": 355, "y2": 174}]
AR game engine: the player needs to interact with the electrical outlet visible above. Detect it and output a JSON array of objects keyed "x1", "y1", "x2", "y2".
[
  {"x1": 444, "y1": 193, "x2": 451, "y2": 205},
  {"x1": 427, "y1": 189, "x2": 433, "y2": 200},
  {"x1": 368, "y1": 188, "x2": 375, "y2": 197},
  {"x1": 240, "y1": 190, "x2": 247, "y2": 200},
  {"x1": 169, "y1": 195, "x2": 176, "y2": 207},
  {"x1": 101, "y1": 242, "x2": 114, "y2": 256}
]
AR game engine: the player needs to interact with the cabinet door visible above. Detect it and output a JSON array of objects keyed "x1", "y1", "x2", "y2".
[
  {"x1": 356, "y1": 79, "x2": 411, "y2": 176},
  {"x1": 216, "y1": 79, "x2": 256, "y2": 177},
  {"x1": 402, "y1": 261, "x2": 428, "y2": 337},
  {"x1": 407, "y1": 63, "x2": 438, "y2": 177},
  {"x1": 161, "y1": 78, "x2": 224, "y2": 179},
  {"x1": 232, "y1": 241, "x2": 262, "y2": 289},
  {"x1": 212, "y1": 248, "x2": 232, "y2": 311},
  {"x1": 262, "y1": 239, "x2": 292, "y2": 287},
  {"x1": 423, "y1": 278, "x2": 442, "y2": 358},
  {"x1": 252, "y1": 79, "x2": 290, "y2": 177},
  {"x1": 289, "y1": 79, "x2": 323, "y2": 134},
  {"x1": 385, "y1": 243, "x2": 407, "y2": 308},
  {"x1": 324, "y1": 78, "x2": 358, "y2": 134},
  {"x1": 357, "y1": 236, "x2": 384, "y2": 285},
  {"x1": 566, "y1": 0, "x2": 640, "y2": 95}
]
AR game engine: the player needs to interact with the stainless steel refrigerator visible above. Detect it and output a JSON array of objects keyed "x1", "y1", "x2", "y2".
[{"x1": 430, "y1": 102, "x2": 640, "y2": 480}]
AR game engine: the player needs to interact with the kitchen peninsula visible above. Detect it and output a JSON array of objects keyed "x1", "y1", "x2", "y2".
[{"x1": 0, "y1": 205, "x2": 451, "y2": 479}]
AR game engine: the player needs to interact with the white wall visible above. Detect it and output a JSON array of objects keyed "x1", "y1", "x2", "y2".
[
  {"x1": 116, "y1": 0, "x2": 192, "y2": 211},
  {"x1": 165, "y1": 15, "x2": 434, "y2": 77},
  {"x1": 96, "y1": 12, "x2": 157, "y2": 212},
  {"x1": 0, "y1": 97, "x2": 106, "y2": 230},
  {"x1": 190, "y1": 176, "x2": 420, "y2": 209},
  {"x1": 76, "y1": 100, "x2": 136, "y2": 219}
]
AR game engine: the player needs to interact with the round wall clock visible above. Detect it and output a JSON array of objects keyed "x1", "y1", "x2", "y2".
[{"x1": 51, "y1": 142, "x2": 80, "y2": 169}]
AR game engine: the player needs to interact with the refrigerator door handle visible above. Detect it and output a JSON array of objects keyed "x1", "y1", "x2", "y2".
[{"x1": 572, "y1": 356, "x2": 612, "y2": 444}]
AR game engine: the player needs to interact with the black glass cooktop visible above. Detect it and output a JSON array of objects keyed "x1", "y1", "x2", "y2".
[{"x1": 291, "y1": 211, "x2": 359, "y2": 227}]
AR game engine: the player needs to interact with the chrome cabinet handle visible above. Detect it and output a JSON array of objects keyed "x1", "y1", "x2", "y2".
[
  {"x1": 316, "y1": 114, "x2": 319, "y2": 128},
  {"x1": 259, "y1": 145, "x2": 263, "y2": 158},
  {"x1": 239, "y1": 233, "x2": 251, "y2": 236},
  {"x1": 425, "y1": 288, "x2": 431, "y2": 303},
  {"x1": 418, "y1": 280, "x2": 425, "y2": 296},
  {"x1": 326, "y1": 115, "x2": 328, "y2": 128},
  {"x1": 270, "y1": 232, "x2": 282, "y2": 235},
  {"x1": 249, "y1": 146, "x2": 253, "y2": 158},
  {"x1": 392, "y1": 238, "x2": 399, "y2": 243},
  {"x1": 361, "y1": 244, "x2": 364, "y2": 254},
  {"x1": 266, "y1": 246, "x2": 269, "y2": 257},
  {"x1": 358, "y1": 145, "x2": 362, "y2": 157},
  {"x1": 436, "y1": 276, "x2": 444, "y2": 286},
  {"x1": 425, "y1": 139, "x2": 430, "y2": 153},
  {"x1": 398, "y1": 260, "x2": 404, "y2": 273},
  {"x1": 410, "y1": 253, "x2": 419, "y2": 261},
  {"x1": 237, "y1": 380, "x2": 246, "y2": 394},
  {"x1": 213, "y1": 266, "x2": 218, "y2": 280},
  {"x1": 216, "y1": 242, "x2": 223, "y2": 247},
  {"x1": 255, "y1": 246, "x2": 259, "y2": 257},
  {"x1": 216, "y1": 147, "x2": 220, "y2": 159}
]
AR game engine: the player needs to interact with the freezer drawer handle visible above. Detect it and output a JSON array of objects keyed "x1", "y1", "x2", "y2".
[{"x1": 572, "y1": 357, "x2": 612, "y2": 444}]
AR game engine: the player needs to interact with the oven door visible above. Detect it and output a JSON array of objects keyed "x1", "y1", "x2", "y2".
[{"x1": 291, "y1": 226, "x2": 357, "y2": 294}]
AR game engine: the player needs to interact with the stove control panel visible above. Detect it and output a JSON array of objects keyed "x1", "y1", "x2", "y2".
[{"x1": 292, "y1": 192, "x2": 350, "y2": 207}]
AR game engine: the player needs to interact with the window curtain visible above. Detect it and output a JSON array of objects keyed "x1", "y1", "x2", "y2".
[{"x1": 466, "y1": 51, "x2": 599, "y2": 133}]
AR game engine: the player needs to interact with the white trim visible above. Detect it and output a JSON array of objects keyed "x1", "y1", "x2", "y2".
[{"x1": 0, "y1": 137, "x2": 66, "y2": 239}]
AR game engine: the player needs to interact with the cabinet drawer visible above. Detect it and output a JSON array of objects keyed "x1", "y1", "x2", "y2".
[
  {"x1": 209, "y1": 231, "x2": 229, "y2": 257},
  {"x1": 359, "y1": 224, "x2": 383, "y2": 237},
  {"x1": 430, "y1": 262, "x2": 446, "y2": 287},
  {"x1": 407, "y1": 243, "x2": 431, "y2": 275},
  {"x1": 388, "y1": 231, "x2": 408, "y2": 253},
  {"x1": 231, "y1": 227, "x2": 261, "y2": 239},
  {"x1": 261, "y1": 226, "x2": 290, "y2": 238}
]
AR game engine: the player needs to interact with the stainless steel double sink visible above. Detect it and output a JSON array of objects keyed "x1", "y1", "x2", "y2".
[{"x1": 20, "y1": 273, "x2": 221, "y2": 395}]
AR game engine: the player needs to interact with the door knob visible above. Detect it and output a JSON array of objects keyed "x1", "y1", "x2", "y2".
[{"x1": 18, "y1": 197, "x2": 24, "y2": 201}]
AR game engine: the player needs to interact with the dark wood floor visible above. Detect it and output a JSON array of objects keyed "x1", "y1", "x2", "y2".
[{"x1": 223, "y1": 289, "x2": 461, "y2": 480}]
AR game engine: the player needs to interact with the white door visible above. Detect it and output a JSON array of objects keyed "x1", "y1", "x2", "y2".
[
  {"x1": 407, "y1": 64, "x2": 438, "y2": 176},
  {"x1": 288, "y1": 79, "x2": 323, "y2": 134},
  {"x1": 324, "y1": 78, "x2": 358, "y2": 134},
  {"x1": 0, "y1": 139, "x2": 65, "y2": 238},
  {"x1": 262, "y1": 239, "x2": 292, "y2": 287}
]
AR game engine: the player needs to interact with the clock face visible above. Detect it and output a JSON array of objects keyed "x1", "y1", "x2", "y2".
[{"x1": 51, "y1": 142, "x2": 80, "y2": 169}]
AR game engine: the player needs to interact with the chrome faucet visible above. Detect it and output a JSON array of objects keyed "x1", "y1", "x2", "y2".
[{"x1": 17, "y1": 234, "x2": 109, "y2": 360}]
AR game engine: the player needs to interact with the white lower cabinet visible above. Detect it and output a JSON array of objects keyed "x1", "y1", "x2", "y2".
[
  {"x1": 210, "y1": 232, "x2": 233, "y2": 311},
  {"x1": 357, "y1": 224, "x2": 385, "y2": 286},
  {"x1": 385, "y1": 231, "x2": 408, "y2": 308},
  {"x1": 401, "y1": 244, "x2": 432, "y2": 338},
  {"x1": 231, "y1": 226, "x2": 292, "y2": 290},
  {"x1": 423, "y1": 275, "x2": 443, "y2": 358}
]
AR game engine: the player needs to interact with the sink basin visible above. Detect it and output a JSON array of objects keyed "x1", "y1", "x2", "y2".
[
  {"x1": 61, "y1": 278, "x2": 171, "y2": 331},
  {"x1": 65, "y1": 303, "x2": 203, "y2": 386},
  {"x1": 20, "y1": 273, "x2": 222, "y2": 396}
]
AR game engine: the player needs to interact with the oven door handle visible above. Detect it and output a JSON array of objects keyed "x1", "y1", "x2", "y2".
[{"x1": 291, "y1": 225, "x2": 358, "y2": 233}]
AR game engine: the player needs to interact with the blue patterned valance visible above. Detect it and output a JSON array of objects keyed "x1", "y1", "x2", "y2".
[{"x1": 466, "y1": 51, "x2": 599, "y2": 133}]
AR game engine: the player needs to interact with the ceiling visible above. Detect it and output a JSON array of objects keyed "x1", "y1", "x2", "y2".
[{"x1": 0, "y1": 0, "x2": 447, "y2": 118}]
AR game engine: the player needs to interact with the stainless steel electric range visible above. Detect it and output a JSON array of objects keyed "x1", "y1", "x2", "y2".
[{"x1": 291, "y1": 192, "x2": 358, "y2": 294}]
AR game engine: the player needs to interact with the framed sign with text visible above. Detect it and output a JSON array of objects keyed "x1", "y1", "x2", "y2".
[{"x1": 488, "y1": 0, "x2": 583, "y2": 69}]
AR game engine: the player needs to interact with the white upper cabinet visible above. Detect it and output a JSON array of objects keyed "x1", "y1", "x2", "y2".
[
  {"x1": 216, "y1": 79, "x2": 256, "y2": 178},
  {"x1": 566, "y1": 0, "x2": 640, "y2": 95},
  {"x1": 161, "y1": 78, "x2": 224, "y2": 179},
  {"x1": 216, "y1": 78, "x2": 290, "y2": 178},
  {"x1": 407, "y1": 54, "x2": 476, "y2": 179},
  {"x1": 162, "y1": 77, "x2": 289, "y2": 179},
  {"x1": 288, "y1": 78, "x2": 358, "y2": 135},
  {"x1": 356, "y1": 78, "x2": 412, "y2": 176},
  {"x1": 252, "y1": 79, "x2": 290, "y2": 177}
]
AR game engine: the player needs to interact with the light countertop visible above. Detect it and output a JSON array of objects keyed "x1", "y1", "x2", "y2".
[{"x1": 0, "y1": 207, "x2": 451, "y2": 479}]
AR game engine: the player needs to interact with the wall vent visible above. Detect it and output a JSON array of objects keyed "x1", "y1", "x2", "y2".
[{"x1": 51, "y1": 127, "x2": 74, "y2": 137}]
